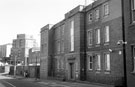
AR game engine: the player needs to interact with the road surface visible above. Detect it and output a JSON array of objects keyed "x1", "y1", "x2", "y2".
[{"x1": 0, "y1": 74, "x2": 46, "y2": 87}]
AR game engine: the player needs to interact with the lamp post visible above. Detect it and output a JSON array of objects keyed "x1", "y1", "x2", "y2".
[
  {"x1": 14, "y1": 55, "x2": 17, "y2": 77},
  {"x1": 35, "y1": 53, "x2": 38, "y2": 80}
]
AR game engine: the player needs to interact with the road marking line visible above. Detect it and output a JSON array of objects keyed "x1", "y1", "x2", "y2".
[{"x1": 2, "y1": 80, "x2": 16, "y2": 87}]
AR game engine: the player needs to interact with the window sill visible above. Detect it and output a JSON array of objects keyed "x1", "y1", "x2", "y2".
[
  {"x1": 129, "y1": 22, "x2": 135, "y2": 27},
  {"x1": 104, "y1": 42, "x2": 109, "y2": 46},
  {"x1": 88, "y1": 69, "x2": 93, "y2": 71},
  {"x1": 131, "y1": 71, "x2": 135, "y2": 75},
  {"x1": 95, "y1": 70, "x2": 101, "y2": 73},
  {"x1": 104, "y1": 70, "x2": 111, "y2": 74},
  {"x1": 95, "y1": 44, "x2": 100, "y2": 47},
  {"x1": 103, "y1": 14, "x2": 109, "y2": 18}
]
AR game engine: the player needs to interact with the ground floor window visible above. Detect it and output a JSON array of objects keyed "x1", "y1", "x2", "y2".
[
  {"x1": 88, "y1": 55, "x2": 93, "y2": 70},
  {"x1": 95, "y1": 54, "x2": 101, "y2": 70},
  {"x1": 104, "y1": 53, "x2": 110, "y2": 71},
  {"x1": 131, "y1": 45, "x2": 135, "y2": 72}
]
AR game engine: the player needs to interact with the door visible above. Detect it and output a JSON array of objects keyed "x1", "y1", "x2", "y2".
[{"x1": 69, "y1": 63, "x2": 74, "y2": 79}]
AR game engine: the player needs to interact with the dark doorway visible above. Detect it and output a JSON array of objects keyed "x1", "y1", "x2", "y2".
[{"x1": 69, "y1": 63, "x2": 74, "y2": 79}]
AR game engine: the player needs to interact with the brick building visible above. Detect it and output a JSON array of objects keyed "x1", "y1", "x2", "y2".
[
  {"x1": 85, "y1": 0, "x2": 124, "y2": 86},
  {"x1": 40, "y1": 0, "x2": 135, "y2": 86},
  {"x1": 40, "y1": 24, "x2": 54, "y2": 79},
  {"x1": 11, "y1": 34, "x2": 37, "y2": 66},
  {"x1": 28, "y1": 47, "x2": 40, "y2": 78}
]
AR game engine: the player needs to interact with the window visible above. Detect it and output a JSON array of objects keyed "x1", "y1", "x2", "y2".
[
  {"x1": 88, "y1": 55, "x2": 93, "y2": 70},
  {"x1": 104, "y1": 53, "x2": 110, "y2": 71},
  {"x1": 104, "y1": 26, "x2": 110, "y2": 43},
  {"x1": 95, "y1": 29, "x2": 100, "y2": 44},
  {"x1": 131, "y1": 45, "x2": 135, "y2": 72},
  {"x1": 57, "y1": 41, "x2": 60, "y2": 54},
  {"x1": 131, "y1": 0, "x2": 135, "y2": 22},
  {"x1": 87, "y1": 30, "x2": 93, "y2": 46},
  {"x1": 95, "y1": 54, "x2": 101, "y2": 70},
  {"x1": 95, "y1": 9, "x2": 99, "y2": 20},
  {"x1": 61, "y1": 25, "x2": 65, "y2": 36},
  {"x1": 104, "y1": 3, "x2": 109, "y2": 16},
  {"x1": 57, "y1": 59, "x2": 60, "y2": 69},
  {"x1": 61, "y1": 40, "x2": 64, "y2": 53},
  {"x1": 88, "y1": 12, "x2": 92, "y2": 22},
  {"x1": 61, "y1": 59, "x2": 64, "y2": 69},
  {"x1": 70, "y1": 20, "x2": 74, "y2": 51}
]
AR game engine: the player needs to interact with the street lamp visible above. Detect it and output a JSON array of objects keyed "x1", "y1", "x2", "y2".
[
  {"x1": 35, "y1": 52, "x2": 38, "y2": 80},
  {"x1": 117, "y1": 40, "x2": 127, "y2": 87}
]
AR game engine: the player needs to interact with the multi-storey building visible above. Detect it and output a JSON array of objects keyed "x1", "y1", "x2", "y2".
[
  {"x1": 11, "y1": 34, "x2": 37, "y2": 66},
  {"x1": 0, "y1": 43, "x2": 12, "y2": 58},
  {"x1": 40, "y1": 0, "x2": 135, "y2": 86},
  {"x1": 85, "y1": 0, "x2": 124, "y2": 86}
]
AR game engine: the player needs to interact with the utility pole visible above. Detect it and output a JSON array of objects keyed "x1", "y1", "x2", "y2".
[
  {"x1": 35, "y1": 54, "x2": 37, "y2": 80},
  {"x1": 14, "y1": 55, "x2": 17, "y2": 78}
]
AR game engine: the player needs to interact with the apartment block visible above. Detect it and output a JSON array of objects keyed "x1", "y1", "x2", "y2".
[{"x1": 11, "y1": 34, "x2": 37, "y2": 66}]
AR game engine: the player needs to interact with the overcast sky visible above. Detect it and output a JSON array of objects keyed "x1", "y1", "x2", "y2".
[{"x1": 0, "y1": 0, "x2": 93, "y2": 46}]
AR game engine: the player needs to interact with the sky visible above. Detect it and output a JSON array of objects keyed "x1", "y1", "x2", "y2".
[{"x1": 0, "y1": 0, "x2": 93, "y2": 46}]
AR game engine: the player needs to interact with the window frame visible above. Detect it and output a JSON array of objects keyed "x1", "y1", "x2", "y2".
[
  {"x1": 104, "y1": 26, "x2": 110, "y2": 43},
  {"x1": 103, "y1": 2, "x2": 109, "y2": 17},
  {"x1": 70, "y1": 20, "x2": 74, "y2": 52},
  {"x1": 88, "y1": 55, "x2": 93, "y2": 70},
  {"x1": 95, "y1": 9, "x2": 99, "y2": 20},
  {"x1": 104, "y1": 53, "x2": 111, "y2": 71},
  {"x1": 88, "y1": 12, "x2": 93, "y2": 22},
  {"x1": 131, "y1": 0, "x2": 135, "y2": 23},
  {"x1": 95, "y1": 54, "x2": 101, "y2": 71},
  {"x1": 87, "y1": 29, "x2": 93, "y2": 46},
  {"x1": 95, "y1": 28, "x2": 100, "y2": 45},
  {"x1": 131, "y1": 45, "x2": 135, "y2": 73}
]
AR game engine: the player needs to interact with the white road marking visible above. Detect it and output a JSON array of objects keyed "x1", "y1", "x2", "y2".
[{"x1": 2, "y1": 80, "x2": 16, "y2": 87}]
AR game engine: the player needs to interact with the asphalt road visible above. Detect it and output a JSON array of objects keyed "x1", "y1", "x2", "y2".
[{"x1": 0, "y1": 75, "x2": 48, "y2": 87}]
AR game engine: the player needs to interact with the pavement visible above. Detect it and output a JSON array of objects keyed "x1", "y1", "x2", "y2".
[{"x1": 4, "y1": 75, "x2": 114, "y2": 87}]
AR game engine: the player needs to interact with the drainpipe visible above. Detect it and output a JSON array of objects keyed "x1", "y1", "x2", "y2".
[{"x1": 121, "y1": 0, "x2": 127, "y2": 87}]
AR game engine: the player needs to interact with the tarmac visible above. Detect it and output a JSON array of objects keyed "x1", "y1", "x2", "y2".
[{"x1": 5, "y1": 75, "x2": 114, "y2": 87}]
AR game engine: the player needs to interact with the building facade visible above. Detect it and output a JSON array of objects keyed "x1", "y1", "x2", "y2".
[
  {"x1": 11, "y1": 34, "x2": 37, "y2": 66},
  {"x1": 85, "y1": 0, "x2": 124, "y2": 86},
  {"x1": 40, "y1": 0, "x2": 135, "y2": 86},
  {"x1": 40, "y1": 24, "x2": 54, "y2": 79},
  {"x1": 0, "y1": 43, "x2": 12, "y2": 58},
  {"x1": 28, "y1": 47, "x2": 40, "y2": 78}
]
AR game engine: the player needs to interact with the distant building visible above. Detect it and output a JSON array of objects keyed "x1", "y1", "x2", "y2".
[
  {"x1": 11, "y1": 34, "x2": 37, "y2": 66},
  {"x1": 29, "y1": 47, "x2": 40, "y2": 66},
  {"x1": 28, "y1": 47, "x2": 40, "y2": 78},
  {"x1": 0, "y1": 43, "x2": 12, "y2": 59}
]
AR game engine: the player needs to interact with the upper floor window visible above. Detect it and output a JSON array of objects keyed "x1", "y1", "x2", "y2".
[
  {"x1": 61, "y1": 40, "x2": 64, "y2": 53},
  {"x1": 57, "y1": 59, "x2": 60, "y2": 70},
  {"x1": 104, "y1": 3, "x2": 109, "y2": 17},
  {"x1": 131, "y1": 0, "x2": 135, "y2": 22},
  {"x1": 87, "y1": 30, "x2": 93, "y2": 46},
  {"x1": 70, "y1": 20, "x2": 74, "y2": 51},
  {"x1": 104, "y1": 26, "x2": 110, "y2": 43},
  {"x1": 88, "y1": 12, "x2": 92, "y2": 22},
  {"x1": 61, "y1": 24, "x2": 65, "y2": 36},
  {"x1": 95, "y1": 9, "x2": 99, "y2": 20},
  {"x1": 104, "y1": 53, "x2": 110, "y2": 71},
  {"x1": 95, "y1": 29, "x2": 100, "y2": 44},
  {"x1": 57, "y1": 41, "x2": 60, "y2": 54}
]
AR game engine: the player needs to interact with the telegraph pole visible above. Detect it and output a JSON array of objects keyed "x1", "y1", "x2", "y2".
[{"x1": 14, "y1": 55, "x2": 17, "y2": 77}]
